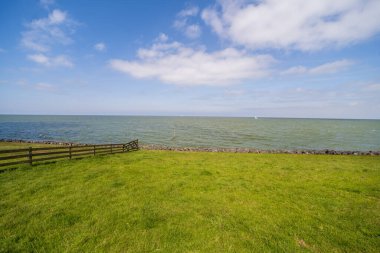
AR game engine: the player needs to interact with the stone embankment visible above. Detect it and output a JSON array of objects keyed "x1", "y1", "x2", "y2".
[
  {"x1": 0, "y1": 139, "x2": 83, "y2": 146},
  {"x1": 1, "y1": 139, "x2": 379, "y2": 155},
  {"x1": 141, "y1": 144, "x2": 379, "y2": 155}
]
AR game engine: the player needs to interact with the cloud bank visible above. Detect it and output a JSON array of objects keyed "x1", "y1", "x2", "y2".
[
  {"x1": 109, "y1": 38, "x2": 275, "y2": 86},
  {"x1": 202, "y1": 0, "x2": 380, "y2": 51},
  {"x1": 108, "y1": 1, "x2": 380, "y2": 86}
]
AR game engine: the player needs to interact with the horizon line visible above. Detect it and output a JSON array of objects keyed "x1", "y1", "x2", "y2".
[{"x1": 0, "y1": 114, "x2": 379, "y2": 120}]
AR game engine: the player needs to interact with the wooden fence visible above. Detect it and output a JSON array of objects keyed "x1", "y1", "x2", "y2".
[{"x1": 0, "y1": 139, "x2": 139, "y2": 168}]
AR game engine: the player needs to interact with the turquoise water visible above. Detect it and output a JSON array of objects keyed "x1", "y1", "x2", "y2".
[{"x1": 0, "y1": 115, "x2": 379, "y2": 151}]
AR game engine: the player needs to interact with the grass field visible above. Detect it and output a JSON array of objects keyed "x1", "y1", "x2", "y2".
[{"x1": 0, "y1": 142, "x2": 379, "y2": 252}]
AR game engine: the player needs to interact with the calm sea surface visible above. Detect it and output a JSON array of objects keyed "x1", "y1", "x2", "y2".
[{"x1": 0, "y1": 115, "x2": 379, "y2": 151}]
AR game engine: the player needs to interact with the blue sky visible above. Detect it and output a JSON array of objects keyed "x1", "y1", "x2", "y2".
[{"x1": 0, "y1": 0, "x2": 380, "y2": 119}]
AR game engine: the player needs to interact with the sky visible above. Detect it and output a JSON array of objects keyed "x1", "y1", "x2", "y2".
[{"x1": 0, "y1": 0, "x2": 380, "y2": 119}]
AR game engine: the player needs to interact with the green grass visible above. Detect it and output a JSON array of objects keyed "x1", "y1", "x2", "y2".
[{"x1": 0, "y1": 143, "x2": 379, "y2": 252}]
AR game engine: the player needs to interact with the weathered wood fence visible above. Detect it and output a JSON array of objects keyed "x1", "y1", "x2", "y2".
[{"x1": 0, "y1": 139, "x2": 138, "y2": 168}]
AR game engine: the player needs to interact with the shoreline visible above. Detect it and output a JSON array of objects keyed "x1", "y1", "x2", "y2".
[{"x1": 1, "y1": 139, "x2": 379, "y2": 156}]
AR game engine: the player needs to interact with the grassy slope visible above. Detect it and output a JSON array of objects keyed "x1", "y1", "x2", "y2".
[{"x1": 0, "y1": 143, "x2": 379, "y2": 252}]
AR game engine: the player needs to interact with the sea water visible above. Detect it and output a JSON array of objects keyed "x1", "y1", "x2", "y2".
[{"x1": 0, "y1": 115, "x2": 379, "y2": 151}]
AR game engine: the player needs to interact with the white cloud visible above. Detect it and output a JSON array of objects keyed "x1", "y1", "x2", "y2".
[
  {"x1": 21, "y1": 9, "x2": 78, "y2": 68},
  {"x1": 27, "y1": 53, "x2": 73, "y2": 67},
  {"x1": 174, "y1": 6, "x2": 202, "y2": 39},
  {"x1": 202, "y1": 0, "x2": 380, "y2": 51},
  {"x1": 309, "y1": 60, "x2": 354, "y2": 74},
  {"x1": 27, "y1": 54, "x2": 50, "y2": 64},
  {"x1": 21, "y1": 9, "x2": 76, "y2": 52},
  {"x1": 282, "y1": 60, "x2": 353, "y2": 75},
  {"x1": 157, "y1": 33, "x2": 168, "y2": 42},
  {"x1": 281, "y1": 66, "x2": 308, "y2": 75},
  {"x1": 48, "y1": 9, "x2": 66, "y2": 24},
  {"x1": 94, "y1": 42, "x2": 106, "y2": 51},
  {"x1": 185, "y1": 25, "x2": 201, "y2": 39},
  {"x1": 178, "y1": 6, "x2": 199, "y2": 17},
  {"x1": 109, "y1": 40, "x2": 275, "y2": 86}
]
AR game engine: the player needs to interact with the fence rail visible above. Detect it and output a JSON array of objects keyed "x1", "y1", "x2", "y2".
[{"x1": 0, "y1": 139, "x2": 139, "y2": 168}]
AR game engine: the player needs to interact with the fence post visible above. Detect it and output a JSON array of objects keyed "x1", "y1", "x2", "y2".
[
  {"x1": 111, "y1": 144, "x2": 113, "y2": 154},
  {"x1": 123, "y1": 144, "x2": 125, "y2": 152},
  {"x1": 69, "y1": 144, "x2": 72, "y2": 159},
  {"x1": 28, "y1": 147, "x2": 33, "y2": 165},
  {"x1": 93, "y1": 145, "x2": 96, "y2": 156}
]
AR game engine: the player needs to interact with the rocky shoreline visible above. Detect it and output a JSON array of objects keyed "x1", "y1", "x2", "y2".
[
  {"x1": 0, "y1": 139, "x2": 85, "y2": 146},
  {"x1": 1, "y1": 139, "x2": 379, "y2": 156},
  {"x1": 141, "y1": 144, "x2": 379, "y2": 156}
]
